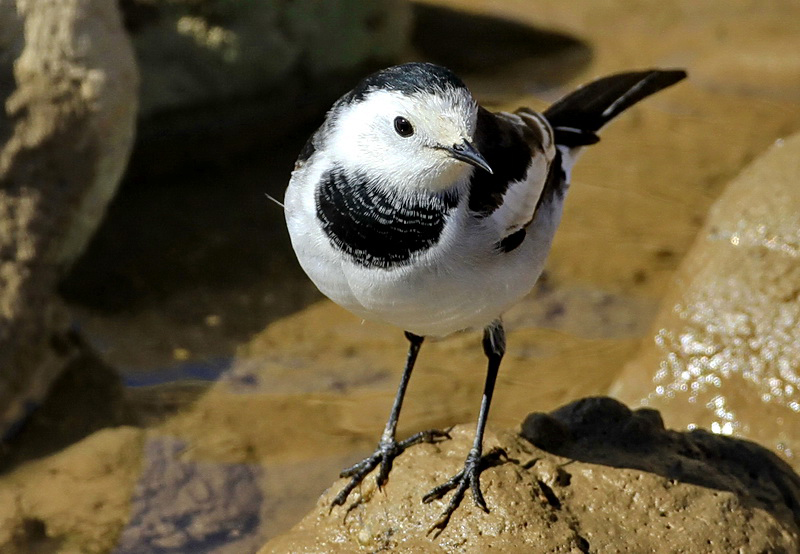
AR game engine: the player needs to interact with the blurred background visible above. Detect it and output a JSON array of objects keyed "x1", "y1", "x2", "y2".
[{"x1": 1, "y1": 0, "x2": 799, "y2": 552}]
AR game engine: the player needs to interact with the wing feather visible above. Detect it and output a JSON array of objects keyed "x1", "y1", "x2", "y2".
[{"x1": 468, "y1": 107, "x2": 556, "y2": 245}]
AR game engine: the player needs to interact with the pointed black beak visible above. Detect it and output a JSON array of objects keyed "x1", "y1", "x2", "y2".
[{"x1": 446, "y1": 140, "x2": 493, "y2": 174}]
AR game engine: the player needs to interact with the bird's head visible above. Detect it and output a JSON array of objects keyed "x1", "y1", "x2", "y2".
[{"x1": 325, "y1": 63, "x2": 492, "y2": 193}]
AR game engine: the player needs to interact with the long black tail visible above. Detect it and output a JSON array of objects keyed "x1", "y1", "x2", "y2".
[{"x1": 544, "y1": 69, "x2": 686, "y2": 148}]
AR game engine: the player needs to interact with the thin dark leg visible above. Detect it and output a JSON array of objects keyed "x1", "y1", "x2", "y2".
[
  {"x1": 332, "y1": 332, "x2": 450, "y2": 508},
  {"x1": 379, "y1": 331, "x2": 424, "y2": 447},
  {"x1": 423, "y1": 321, "x2": 507, "y2": 534}
]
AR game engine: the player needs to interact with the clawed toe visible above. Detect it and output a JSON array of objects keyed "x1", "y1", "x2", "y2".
[
  {"x1": 332, "y1": 428, "x2": 452, "y2": 509},
  {"x1": 424, "y1": 447, "x2": 508, "y2": 536},
  {"x1": 333, "y1": 454, "x2": 380, "y2": 507},
  {"x1": 398, "y1": 427, "x2": 452, "y2": 449}
]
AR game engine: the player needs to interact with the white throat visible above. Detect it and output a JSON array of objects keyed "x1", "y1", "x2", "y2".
[{"x1": 327, "y1": 89, "x2": 478, "y2": 193}]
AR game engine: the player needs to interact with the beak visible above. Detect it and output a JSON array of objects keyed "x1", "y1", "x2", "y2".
[{"x1": 446, "y1": 140, "x2": 493, "y2": 174}]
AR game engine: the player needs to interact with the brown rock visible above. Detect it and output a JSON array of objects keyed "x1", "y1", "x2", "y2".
[
  {"x1": 0, "y1": 0, "x2": 137, "y2": 435},
  {"x1": 0, "y1": 427, "x2": 144, "y2": 554},
  {"x1": 612, "y1": 133, "x2": 800, "y2": 471},
  {"x1": 261, "y1": 398, "x2": 800, "y2": 553}
]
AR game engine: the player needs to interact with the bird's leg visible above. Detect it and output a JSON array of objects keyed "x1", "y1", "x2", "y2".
[
  {"x1": 332, "y1": 332, "x2": 451, "y2": 508},
  {"x1": 423, "y1": 321, "x2": 507, "y2": 535}
]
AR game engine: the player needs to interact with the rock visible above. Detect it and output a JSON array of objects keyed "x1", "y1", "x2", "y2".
[
  {"x1": 0, "y1": 427, "x2": 144, "y2": 554},
  {"x1": 261, "y1": 397, "x2": 800, "y2": 553},
  {"x1": 121, "y1": 0, "x2": 411, "y2": 118},
  {"x1": 611, "y1": 133, "x2": 800, "y2": 471},
  {"x1": 0, "y1": 0, "x2": 137, "y2": 437}
]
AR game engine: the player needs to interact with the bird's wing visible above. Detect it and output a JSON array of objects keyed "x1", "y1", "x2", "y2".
[
  {"x1": 544, "y1": 69, "x2": 686, "y2": 140},
  {"x1": 544, "y1": 69, "x2": 687, "y2": 178},
  {"x1": 467, "y1": 106, "x2": 556, "y2": 246},
  {"x1": 467, "y1": 70, "x2": 686, "y2": 254}
]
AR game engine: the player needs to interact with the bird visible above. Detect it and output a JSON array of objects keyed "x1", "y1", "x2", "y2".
[{"x1": 283, "y1": 62, "x2": 686, "y2": 532}]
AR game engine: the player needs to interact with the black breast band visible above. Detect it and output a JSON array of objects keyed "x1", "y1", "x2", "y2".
[{"x1": 316, "y1": 168, "x2": 459, "y2": 269}]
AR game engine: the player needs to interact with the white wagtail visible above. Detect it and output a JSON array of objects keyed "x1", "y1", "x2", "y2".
[{"x1": 283, "y1": 62, "x2": 685, "y2": 530}]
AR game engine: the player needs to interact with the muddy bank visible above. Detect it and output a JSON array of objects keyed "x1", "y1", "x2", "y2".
[{"x1": 262, "y1": 397, "x2": 800, "y2": 553}]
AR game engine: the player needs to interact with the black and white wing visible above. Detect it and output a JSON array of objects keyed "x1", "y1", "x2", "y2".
[
  {"x1": 545, "y1": 69, "x2": 686, "y2": 146},
  {"x1": 467, "y1": 106, "x2": 556, "y2": 252},
  {"x1": 468, "y1": 69, "x2": 687, "y2": 253},
  {"x1": 544, "y1": 69, "x2": 687, "y2": 177}
]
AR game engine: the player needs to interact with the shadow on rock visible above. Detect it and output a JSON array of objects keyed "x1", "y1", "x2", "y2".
[
  {"x1": 0, "y1": 333, "x2": 137, "y2": 473},
  {"x1": 522, "y1": 396, "x2": 800, "y2": 529}
]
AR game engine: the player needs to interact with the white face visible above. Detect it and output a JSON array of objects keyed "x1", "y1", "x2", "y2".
[{"x1": 327, "y1": 88, "x2": 479, "y2": 193}]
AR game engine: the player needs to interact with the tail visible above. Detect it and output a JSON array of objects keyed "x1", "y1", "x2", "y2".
[{"x1": 544, "y1": 69, "x2": 686, "y2": 148}]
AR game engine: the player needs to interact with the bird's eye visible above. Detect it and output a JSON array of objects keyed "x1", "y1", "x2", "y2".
[{"x1": 393, "y1": 116, "x2": 414, "y2": 137}]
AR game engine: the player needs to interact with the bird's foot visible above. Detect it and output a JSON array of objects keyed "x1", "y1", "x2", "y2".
[
  {"x1": 423, "y1": 447, "x2": 507, "y2": 536},
  {"x1": 331, "y1": 428, "x2": 451, "y2": 508}
]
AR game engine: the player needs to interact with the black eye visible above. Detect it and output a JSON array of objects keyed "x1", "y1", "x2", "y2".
[{"x1": 393, "y1": 116, "x2": 414, "y2": 137}]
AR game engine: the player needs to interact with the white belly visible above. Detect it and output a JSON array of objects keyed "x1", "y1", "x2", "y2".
[{"x1": 285, "y1": 174, "x2": 563, "y2": 337}]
